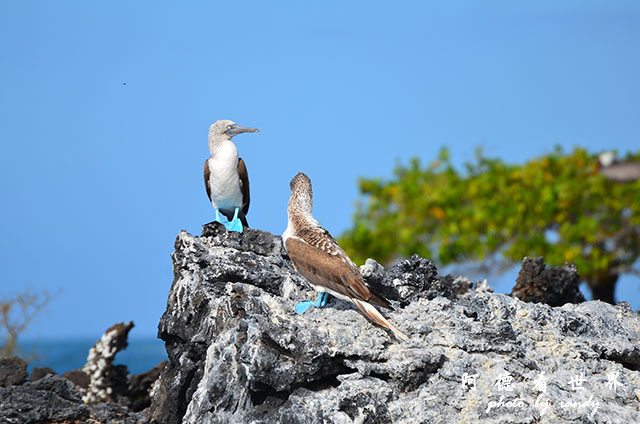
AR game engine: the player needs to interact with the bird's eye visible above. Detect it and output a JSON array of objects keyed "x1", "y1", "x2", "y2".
[{"x1": 226, "y1": 125, "x2": 232, "y2": 130}]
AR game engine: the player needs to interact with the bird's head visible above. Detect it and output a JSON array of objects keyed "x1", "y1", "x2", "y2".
[
  {"x1": 289, "y1": 172, "x2": 313, "y2": 216},
  {"x1": 209, "y1": 120, "x2": 260, "y2": 141},
  {"x1": 598, "y1": 151, "x2": 616, "y2": 168}
]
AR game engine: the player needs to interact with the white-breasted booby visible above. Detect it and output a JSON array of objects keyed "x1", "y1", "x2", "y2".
[
  {"x1": 597, "y1": 152, "x2": 640, "y2": 183},
  {"x1": 282, "y1": 172, "x2": 408, "y2": 341},
  {"x1": 205, "y1": 120, "x2": 259, "y2": 232}
]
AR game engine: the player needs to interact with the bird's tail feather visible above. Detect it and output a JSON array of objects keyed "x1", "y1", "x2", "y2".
[
  {"x1": 352, "y1": 298, "x2": 408, "y2": 342},
  {"x1": 240, "y1": 213, "x2": 249, "y2": 228}
]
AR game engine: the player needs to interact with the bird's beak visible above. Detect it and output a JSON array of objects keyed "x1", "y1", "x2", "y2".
[{"x1": 227, "y1": 125, "x2": 260, "y2": 136}]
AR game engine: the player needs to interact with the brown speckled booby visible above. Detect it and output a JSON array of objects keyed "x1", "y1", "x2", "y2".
[{"x1": 282, "y1": 172, "x2": 408, "y2": 341}]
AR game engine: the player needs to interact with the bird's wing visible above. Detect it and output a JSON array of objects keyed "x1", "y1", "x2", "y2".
[
  {"x1": 285, "y1": 234, "x2": 391, "y2": 309},
  {"x1": 204, "y1": 159, "x2": 212, "y2": 202},
  {"x1": 297, "y1": 227, "x2": 351, "y2": 263},
  {"x1": 238, "y1": 157, "x2": 250, "y2": 216}
]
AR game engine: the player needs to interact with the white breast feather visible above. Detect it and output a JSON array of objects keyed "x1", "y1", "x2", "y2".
[{"x1": 208, "y1": 140, "x2": 243, "y2": 211}]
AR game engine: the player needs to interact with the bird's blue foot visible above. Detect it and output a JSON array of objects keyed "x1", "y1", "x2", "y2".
[
  {"x1": 225, "y1": 208, "x2": 243, "y2": 233},
  {"x1": 214, "y1": 209, "x2": 224, "y2": 224},
  {"x1": 214, "y1": 208, "x2": 243, "y2": 233},
  {"x1": 295, "y1": 292, "x2": 329, "y2": 314}
]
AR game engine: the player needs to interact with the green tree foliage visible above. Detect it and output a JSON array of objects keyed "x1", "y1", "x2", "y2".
[{"x1": 340, "y1": 147, "x2": 640, "y2": 303}]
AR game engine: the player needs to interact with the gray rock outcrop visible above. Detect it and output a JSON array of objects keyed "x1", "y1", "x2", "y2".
[
  {"x1": 0, "y1": 374, "x2": 146, "y2": 424},
  {"x1": 511, "y1": 257, "x2": 585, "y2": 306},
  {"x1": 0, "y1": 357, "x2": 28, "y2": 387},
  {"x1": 149, "y1": 223, "x2": 640, "y2": 423},
  {"x1": 127, "y1": 360, "x2": 167, "y2": 412},
  {"x1": 0, "y1": 322, "x2": 163, "y2": 422}
]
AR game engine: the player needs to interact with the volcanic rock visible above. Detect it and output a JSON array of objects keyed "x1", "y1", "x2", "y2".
[
  {"x1": 511, "y1": 257, "x2": 585, "y2": 306},
  {"x1": 28, "y1": 366, "x2": 56, "y2": 382},
  {"x1": 0, "y1": 357, "x2": 28, "y2": 387},
  {"x1": 148, "y1": 223, "x2": 640, "y2": 423},
  {"x1": 0, "y1": 374, "x2": 145, "y2": 424},
  {"x1": 82, "y1": 321, "x2": 135, "y2": 404},
  {"x1": 126, "y1": 360, "x2": 167, "y2": 412}
]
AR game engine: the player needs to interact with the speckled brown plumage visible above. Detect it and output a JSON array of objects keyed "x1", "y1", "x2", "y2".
[{"x1": 283, "y1": 172, "x2": 406, "y2": 341}]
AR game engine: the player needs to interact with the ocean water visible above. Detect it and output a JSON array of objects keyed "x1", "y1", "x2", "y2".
[{"x1": 19, "y1": 337, "x2": 167, "y2": 375}]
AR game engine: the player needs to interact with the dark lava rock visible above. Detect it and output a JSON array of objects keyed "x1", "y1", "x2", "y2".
[
  {"x1": 149, "y1": 225, "x2": 640, "y2": 423},
  {"x1": 1, "y1": 322, "x2": 164, "y2": 423},
  {"x1": 0, "y1": 356, "x2": 28, "y2": 387},
  {"x1": 511, "y1": 256, "x2": 586, "y2": 306},
  {"x1": 66, "y1": 321, "x2": 163, "y2": 414},
  {"x1": 438, "y1": 274, "x2": 474, "y2": 296},
  {"x1": 202, "y1": 221, "x2": 286, "y2": 258},
  {"x1": 0, "y1": 374, "x2": 145, "y2": 424},
  {"x1": 360, "y1": 255, "x2": 451, "y2": 306},
  {"x1": 150, "y1": 224, "x2": 308, "y2": 424},
  {"x1": 126, "y1": 360, "x2": 167, "y2": 412},
  {"x1": 29, "y1": 366, "x2": 56, "y2": 382},
  {"x1": 63, "y1": 368, "x2": 90, "y2": 389}
]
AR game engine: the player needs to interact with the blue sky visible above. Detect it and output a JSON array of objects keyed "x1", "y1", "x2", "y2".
[{"x1": 1, "y1": 1, "x2": 639, "y2": 339}]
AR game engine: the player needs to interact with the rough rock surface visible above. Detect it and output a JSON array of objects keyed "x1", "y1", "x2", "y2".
[
  {"x1": 63, "y1": 368, "x2": 90, "y2": 389},
  {"x1": 0, "y1": 374, "x2": 146, "y2": 424},
  {"x1": 82, "y1": 321, "x2": 135, "y2": 404},
  {"x1": 126, "y1": 360, "x2": 167, "y2": 412},
  {"x1": 0, "y1": 322, "x2": 164, "y2": 422},
  {"x1": 0, "y1": 357, "x2": 28, "y2": 387},
  {"x1": 511, "y1": 257, "x2": 586, "y2": 306},
  {"x1": 28, "y1": 366, "x2": 56, "y2": 382},
  {"x1": 439, "y1": 274, "x2": 474, "y2": 296},
  {"x1": 360, "y1": 255, "x2": 450, "y2": 305},
  {"x1": 0, "y1": 323, "x2": 166, "y2": 424},
  {"x1": 150, "y1": 223, "x2": 640, "y2": 423}
]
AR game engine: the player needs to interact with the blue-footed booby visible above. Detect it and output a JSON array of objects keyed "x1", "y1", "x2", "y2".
[
  {"x1": 282, "y1": 173, "x2": 408, "y2": 341},
  {"x1": 205, "y1": 120, "x2": 259, "y2": 232}
]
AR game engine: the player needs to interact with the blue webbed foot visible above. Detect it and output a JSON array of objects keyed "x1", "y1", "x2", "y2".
[
  {"x1": 214, "y1": 209, "x2": 225, "y2": 225},
  {"x1": 295, "y1": 292, "x2": 329, "y2": 314},
  {"x1": 225, "y1": 207, "x2": 243, "y2": 233},
  {"x1": 217, "y1": 208, "x2": 244, "y2": 233},
  {"x1": 225, "y1": 218, "x2": 243, "y2": 233},
  {"x1": 295, "y1": 300, "x2": 315, "y2": 314}
]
